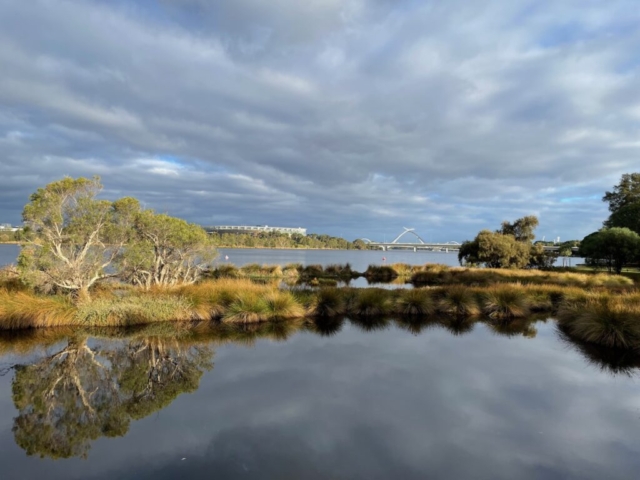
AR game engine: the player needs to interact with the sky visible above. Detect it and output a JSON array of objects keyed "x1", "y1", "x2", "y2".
[{"x1": 0, "y1": 0, "x2": 639, "y2": 242}]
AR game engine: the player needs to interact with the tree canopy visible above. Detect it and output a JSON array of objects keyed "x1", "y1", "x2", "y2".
[
  {"x1": 459, "y1": 215, "x2": 553, "y2": 268},
  {"x1": 579, "y1": 227, "x2": 640, "y2": 274},
  {"x1": 18, "y1": 176, "x2": 217, "y2": 297},
  {"x1": 603, "y1": 173, "x2": 640, "y2": 214},
  {"x1": 18, "y1": 177, "x2": 138, "y2": 299}
]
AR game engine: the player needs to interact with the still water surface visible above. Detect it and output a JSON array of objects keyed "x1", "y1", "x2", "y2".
[
  {"x1": 0, "y1": 244, "x2": 579, "y2": 270},
  {"x1": 0, "y1": 319, "x2": 639, "y2": 479}
]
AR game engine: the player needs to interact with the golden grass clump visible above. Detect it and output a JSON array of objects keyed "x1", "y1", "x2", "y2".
[
  {"x1": 350, "y1": 288, "x2": 392, "y2": 316},
  {"x1": 394, "y1": 288, "x2": 435, "y2": 316},
  {"x1": 558, "y1": 292, "x2": 640, "y2": 349},
  {"x1": 436, "y1": 286, "x2": 481, "y2": 316},
  {"x1": 0, "y1": 289, "x2": 76, "y2": 329},
  {"x1": 261, "y1": 290, "x2": 305, "y2": 320},
  {"x1": 482, "y1": 285, "x2": 530, "y2": 319}
]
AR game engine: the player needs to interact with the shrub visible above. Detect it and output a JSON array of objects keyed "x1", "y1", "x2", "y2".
[{"x1": 311, "y1": 288, "x2": 346, "y2": 317}]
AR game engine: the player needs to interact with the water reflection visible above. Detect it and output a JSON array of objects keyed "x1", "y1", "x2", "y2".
[
  {"x1": 2, "y1": 316, "x2": 640, "y2": 464},
  {"x1": 11, "y1": 335, "x2": 213, "y2": 459}
]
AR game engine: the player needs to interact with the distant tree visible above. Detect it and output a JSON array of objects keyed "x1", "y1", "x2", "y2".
[
  {"x1": 603, "y1": 173, "x2": 640, "y2": 214},
  {"x1": 580, "y1": 228, "x2": 640, "y2": 274},
  {"x1": 499, "y1": 215, "x2": 539, "y2": 243},
  {"x1": 18, "y1": 177, "x2": 138, "y2": 301},
  {"x1": 458, "y1": 229, "x2": 530, "y2": 268},
  {"x1": 459, "y1": 215, "x2": 553, "y2": 268}
]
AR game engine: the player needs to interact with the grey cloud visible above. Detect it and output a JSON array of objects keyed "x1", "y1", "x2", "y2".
[{"x1": 0, "y1": 0, "x2": 638, "y2": 240}]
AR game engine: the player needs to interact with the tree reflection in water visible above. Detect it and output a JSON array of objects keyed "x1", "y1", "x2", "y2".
[
  {"x1": 11, "y1": 336, "x2": 213, "y2": 459},
  {"x1": 6, "y1": 316, "x2": 640, "y2": 459}
]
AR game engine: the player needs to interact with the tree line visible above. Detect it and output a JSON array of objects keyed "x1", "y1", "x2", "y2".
[{"x1": 209, "y1": 231, "x2": 367, "y2": 250}]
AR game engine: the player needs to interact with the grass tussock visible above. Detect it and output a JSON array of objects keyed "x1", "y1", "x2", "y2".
[
  {"x1": 482, "y1": 285, "x2": 530, "y2": 319},
  {"x1": 436, "y1": 286, "x2": 481, "y2": 316},
  {"x1": 311, "y1": 287, "x2": 347, "y2": 317},
  {"x1": 350, "y1": 288, "x2": 392, "y2": 316},
  {"x1": 394, "y1": 288, "x2": 435, "y2": 316},
  {"x1": 558, "y1": 292, "x2": 640, "y2": 349}
]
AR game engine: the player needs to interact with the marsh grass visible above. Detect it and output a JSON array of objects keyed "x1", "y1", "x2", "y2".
[
  {"x1": 350, "y1": 288, "x2": 393, "y2": 316},
  {"x1": 482, "y1": 285, "x2": 530, "y2": 318},
  {"x1": 558, "y1": 292, "x2": 640, "y2": 349},
  {"x1": 411, "y1": 265, "x2": 635, "y2": 288},
  {"x1": 311, "y1": 287, "x2": 347, "y2": 317},
  {"x1": 395, "y1": 288, "x2": 435, "y2": 316},
  {"x1": 436, "y1": 286, "x2": 481, "y2": 316},
  {"x1": 363, "y1": 265, "x2": 398, "y2": 282},
  {"x1": 0, "y1": 290, "x2": 76, "y2": 329},
  {"x1": 76, "y1": 295, "x2": 194, "y2": 326}
]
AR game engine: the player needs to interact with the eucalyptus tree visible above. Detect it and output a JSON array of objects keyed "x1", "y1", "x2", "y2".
[
  {"x1": 117, "y1": 210, "x2": 217, "y2": 289},
  {"x1": 18, "y1": 177, "x2": 139, "y2": 300}
]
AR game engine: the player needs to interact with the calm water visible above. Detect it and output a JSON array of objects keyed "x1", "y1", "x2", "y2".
[{"x1": 0, "y1": 319, "x2": 639, "y2": 479}]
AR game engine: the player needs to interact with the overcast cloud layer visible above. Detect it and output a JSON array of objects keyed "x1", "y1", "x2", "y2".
[{"x1": 1, "y1": 0, "x2": 639, "y2": 241}]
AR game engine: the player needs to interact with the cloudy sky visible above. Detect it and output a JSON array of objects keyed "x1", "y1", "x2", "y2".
[{"x1": 1, "y1": 0, "x2": 638, "y2": 242}]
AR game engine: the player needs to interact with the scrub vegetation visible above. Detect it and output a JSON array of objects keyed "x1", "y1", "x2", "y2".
[{"x1": 2, "y1": 175, "x2": 640, "y2": 353}]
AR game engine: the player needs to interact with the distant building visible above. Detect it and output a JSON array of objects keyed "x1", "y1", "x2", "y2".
[
  {"x1": 204, "y1": 225, "x2": 307, "y2": 236},
  {"x1": 0, "y1": 223, "x2": 20, "y2": 232}
]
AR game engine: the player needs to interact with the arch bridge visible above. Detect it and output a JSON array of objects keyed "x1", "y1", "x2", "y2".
[{"x1": 360, "y1": 228, "x2": 462, "y2": 252}]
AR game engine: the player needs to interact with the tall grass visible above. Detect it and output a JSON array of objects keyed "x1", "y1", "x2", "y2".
[
  {"x1": 0, "y1": 289, "x2": 76, "y2": 329},
  {"x1": 394, "y1": 288, "x2": 435, "y2": 316},
  {"x1": 558, "y1": 292, "x2": 640, "y2": 349},
  {"x1": 436, "y1": 286, "x2": 481, "y2": 316},
  {"x1": 482, "y1": 285, "x2": 530, "y2": 318}
]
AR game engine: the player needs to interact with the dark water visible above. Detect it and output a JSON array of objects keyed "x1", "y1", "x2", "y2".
[{"x1": 0, "y1": 318, "x2": 639, "y2": 480}]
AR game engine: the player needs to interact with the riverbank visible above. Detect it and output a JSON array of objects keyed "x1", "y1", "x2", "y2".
[{"x1": 1, "y1": 265, "x2": 639, "y2": 350}]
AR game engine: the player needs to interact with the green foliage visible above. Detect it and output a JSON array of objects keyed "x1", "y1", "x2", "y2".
[
  {"x1": 603, "y1": 173, "x2": 640, "y2": 214},
  {"x1": 209, "y1": 231, "x2": 363, "y2": 249},
  {"x1": 19, "y1": 177, "x2": 138, "y2": 298},
  {"x1": 117, "y1": 210, "x2": 216, "y2": 288},
  {"x1": 607, "y1": 202, "x2": 640, "y2": 235},
  {"x1": 459, "y1": 216, "x2": 556, "y2": 268},
  {"x1": 580, "y1": 228, "x2": 640, "y2": 274},
  {"x1": 499, "y1": 215, "x2": 539, "y2": 243},
  {"x1": 458, "y1": 229, "x2": 531, "y2": 268}
]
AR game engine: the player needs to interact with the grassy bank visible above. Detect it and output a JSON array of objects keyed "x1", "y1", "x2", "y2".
[{"x1": 2, "y1": 265, "x2": 640, "y2": 350}]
